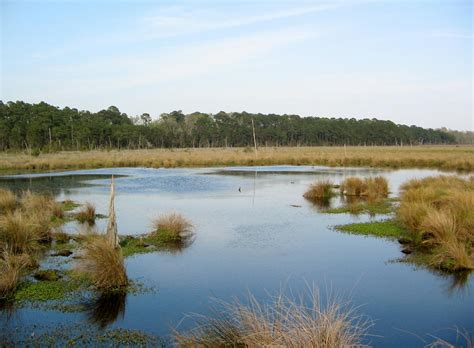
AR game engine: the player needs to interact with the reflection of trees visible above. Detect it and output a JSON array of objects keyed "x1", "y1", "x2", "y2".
[
  {"x1": 0, "y1": 174, "x2": 122, "y2": 197},
  {"x1": 86, "y1": 291, "x2": 127, "y2": 329}
]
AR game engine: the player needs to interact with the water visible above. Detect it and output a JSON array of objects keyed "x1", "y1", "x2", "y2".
[{"x1": 1, "y1": 166, "x2": 473, "y2": 347}]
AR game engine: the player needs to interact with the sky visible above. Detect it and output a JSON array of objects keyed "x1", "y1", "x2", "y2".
[{"x1": 1, "y1": 0, "x2": 472, "y2": 130}]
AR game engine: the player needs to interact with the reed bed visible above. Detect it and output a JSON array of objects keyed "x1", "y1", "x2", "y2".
[
  {"x1": 0, "y1": 146, "x2": 472, "y2": 172},
  {"x1": 397, "y1": 176, "x2": 474, "y2": 271},
  {"x1": 174, "y1": 287, "x2": 371, "y2": 347},
  {"x1": 339, "y1": 176, "x2": 389, "y2": 202},
  {"x1": 78, "y1": 236, "x2": 128, "y2": 290}
]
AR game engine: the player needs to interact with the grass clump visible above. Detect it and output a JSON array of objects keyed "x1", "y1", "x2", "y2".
[
  {"x1": 75, "y1": 202, "x2": 96, "y2": 224},
  {"x1": 174, "y1": 287, "x2": 370, "y2": 347},
  {"x1": 303, "y1": 180, "x2": 334, "y2": 200},
  {"x1": 0, "y1": 251, "x2": 28, "y2": 299},
  {"x1": 151, "y1": 212, "x2": 193, "y2": 243},
  {"x1": 0, "y1": 188, "x2": 17, "y2": 213},
  {"x1": 335, "y1": 219, "x2": 408, "y2": 239},
  {"x1": 78, "y1": 236, "x2": 128, "y2": 290},
  {"x1": 0, "y1": 211, "x2": 39, "y2": 254},
  {"x1": 397, "y1": 175, "x2": 474, "y2": 272},
  {"x1": 340, "y1": 176, "x2": 389, "y2": 201}
]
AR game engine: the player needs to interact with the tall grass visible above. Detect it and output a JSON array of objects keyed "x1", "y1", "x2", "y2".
[
  {"x1": 174, "y1": 287, "x2": 371, "y2": 347},
  {"x1": 397, "y1": 175, "x2": 474, "y2": 271},
  {"x1": 0, "y1": 211, "x2": 39, "y2": 254},
  {"x1": 151, "y1": 212, "x2": 193, "y2": 242},
  {"x1": 303, "y1": 180, "x2": 334, "y2": 200},
  {"x1": 0, "y1": 251, "x2": 28, "y2": 299},
  {"x1": 0, "y1": 189, "x2": 17, "y2": 213},
  {"x1": 75, "y1": 202, "x2": 96, "y2": 224},
  {"x1": 0, "y1": 146, "x2": 472, "y2": 172},
  {"x1": 340, "y1": 176, "x2": 389, "y2": 202},
  {"x1": 79, "y1": 236, "x2": 128, "y2": 290}
]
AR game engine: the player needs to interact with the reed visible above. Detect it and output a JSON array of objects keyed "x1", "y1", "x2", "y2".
[
  {"x1": 79, "y1": 236, "x2": 128, "y2": 290},
  {"x1": 303, "y1": 180, "x2": 334, "y2": 200},
  {"x1": 174, "y1": 287, "x2": 370, "y2": 347}
]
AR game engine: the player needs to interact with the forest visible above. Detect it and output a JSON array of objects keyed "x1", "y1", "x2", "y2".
[{"x1": 0, "y1": 101, "x2": 457, "y2": 151}]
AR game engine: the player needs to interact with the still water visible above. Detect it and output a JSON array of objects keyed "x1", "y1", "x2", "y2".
[{"x1": 1, "y1": 166, "x2": 473, "y2": 347}]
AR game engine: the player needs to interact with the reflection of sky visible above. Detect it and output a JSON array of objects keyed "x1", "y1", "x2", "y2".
[{"x1": 1, "y1": 166, "x2": 472, "y2": 347}]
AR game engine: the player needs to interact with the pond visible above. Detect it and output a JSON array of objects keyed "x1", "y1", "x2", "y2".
[{"x1": 1, "y1": 166, "x2": 473, "y2": 347}]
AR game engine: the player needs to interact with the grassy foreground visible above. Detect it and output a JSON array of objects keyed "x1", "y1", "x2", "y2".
[{"x1": 0, "y1": 145, "x2": 473, "y2": 172}]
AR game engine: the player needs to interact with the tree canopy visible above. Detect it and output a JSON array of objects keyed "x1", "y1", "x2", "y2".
[{"x1": 0, "y1": 101, "x2": 455, "y2": 151}]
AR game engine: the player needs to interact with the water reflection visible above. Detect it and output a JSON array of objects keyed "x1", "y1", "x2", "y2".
[{"x1": 86, "y1": 291, "x2": 127, "y2": 329}]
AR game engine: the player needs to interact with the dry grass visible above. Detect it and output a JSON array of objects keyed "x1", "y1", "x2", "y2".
[
  {"x1": 75, "y1": 202, "x2": 96, "y2": 224},
  {"x1": 0, "y1": 146, "x2": 472, "y2": 172},
  {"x1": 152, "y1": 212, "x2": 193, "y2": 242},
  {"x1": 397, "y1": 175, "x2": 474, "y2": 271},
  {"x1": 303, "y1": 180, "x2": 334, "y2": 200},
  {"x1": 0, "y1": 211, "x2": 39, "y2": 254},
  {"x1": 20, "y1": 190, "x2": 54, "y2": 213},
  {"x1": 174, "y1": 287, "x2": 371, "y2": 347},
  {"x1": 340, "y1": 176, "x2": 389, "y2": 202},
  {"x1": 78, "y1": 236, "x2": 128, "y2": 290},
  {"x1": 0, "y1": 189, "x2": 17, "y2": 213},
  {"x1": 0, "y1": 251, "x2": 28, "y2": 299}
]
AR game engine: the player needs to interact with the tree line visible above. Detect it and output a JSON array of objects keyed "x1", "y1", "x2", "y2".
[{"x1": 0, "y1": 101, "x2": 456, "y2": 151}]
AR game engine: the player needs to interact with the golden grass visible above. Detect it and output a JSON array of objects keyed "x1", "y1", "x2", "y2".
[
  {"x1": 75, "y1": 202, "x2": 96, "y2": 224},
  {"x1": 78, "y1": 236, "x2": 128, "y2": 290},
  {"x1": 340, "y1": 176, "x2": 389, "y2": 202},
  {"x1": 0, "y1": 189, "x2": 17, "y2": 213},
  {"x1": 0, "y1": 211, "x2": 39, "y2": 254},
  {"x1": 303, "y1": 180, "x2": 334, "y2": 200},
  {"x1": 151, "y1": 212, "x2": 193, "y2": 242},
  {"x1": 397, "y1": 175, "x2": 474, "y2": 271},
  {"x1": 20, "y1": 190, "x2": 54, "y2": 213},
  {"x1": 0, "y1": 146, "x2": 472, "y2": 172},
  {"x1": 174, "y1": 287, "x2": 370, "y2": 347},
  {"x1": 0, "y1": 251, "x2": 28, "y2": 299}
]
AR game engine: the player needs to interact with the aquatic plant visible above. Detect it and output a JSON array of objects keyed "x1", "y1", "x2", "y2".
[
  {"x1": 79, "y1": 236, "x2": 128, "y2": 290},
  {"x1": 75, "y1": 202, "x2": 96, "y2": 225},
  {"x1": 174, "y1": 287, "x2": 371, "y2": 347},
  {"x1": 340, "y1": 177, "x2": 366, "y2": 196},
  {"x1": 339, "y1": 176, "x2": 389, "y2": 201},
  {"x1": 151, "y1": 212, "x2": 193, "y2": 242},
  {"x1": 303, "y1": 180, "x2": 334, "y2": 200},
  {"x1": 0, "y1": 189, "x2": 17, "y2": 213}
]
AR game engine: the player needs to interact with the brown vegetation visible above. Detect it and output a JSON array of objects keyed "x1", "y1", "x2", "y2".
[
  {"x1": 174, "y1": 287, "x2": 370, "y2": 347},
  {"x1": 0, "y1": 251, "x2": 28, "y2": 299},
  {"x1": 303, "y1": 180, "x2": 334, "y2": 200},
  {"x1": 151, "y1": 212, "x2": 193, "y2": 242},
  {"x1": 339, "y1": 176, "x2": 389, "y2": 202},
  {"x1": 397, "y1": 176, "x2": 474, "y2": 271},
  {"x1": 0, "y1": 146, "x2": 472, "y2": 172},
  {"x1": 75, "y1": 202, "x2": 96, "y2": 224}
]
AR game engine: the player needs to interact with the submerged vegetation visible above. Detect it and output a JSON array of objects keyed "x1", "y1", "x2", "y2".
[{"x1": 174, "y1": 287, "x2": 370, "y2": 347}]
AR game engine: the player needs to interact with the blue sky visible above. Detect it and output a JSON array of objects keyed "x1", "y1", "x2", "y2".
[{"x1": 1, "y1": 0, "x2": 472, "y2": 130}]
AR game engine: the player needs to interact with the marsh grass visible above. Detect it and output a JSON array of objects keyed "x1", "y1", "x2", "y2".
[
  {"x1": 0, "y1": 189, "x2": 17, "y2": 213},
  {"x1": 397, "y1": 175, "x2": 474, "y2": 271},
  {"x1": 303, "y1": 180, "x2": 335, "y2": 200},
  {"x1": 0, "y1": 146, "x2": 472, "y2": 172},
  {"x1": 0, "y1": 211, "x2": 39, "y2": 254},
  {"x1": 339, "y1": 176, "x2": 389, "y2": 201},
  {"x1": 75, "y1": 202, "x2": 96, "y2": 225},
  {"x1": 0, "y1": 251, "x2": 28, "y2": 299},
  {"x1": 78, "y1": 236, "x2": 128, "y2": 290},
  {"x1": 174, "y1": 287, "x2": 371, "y2": 347},
  {"x1": 151, "y1": 212, "x2": 193, "y2": 243}
]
